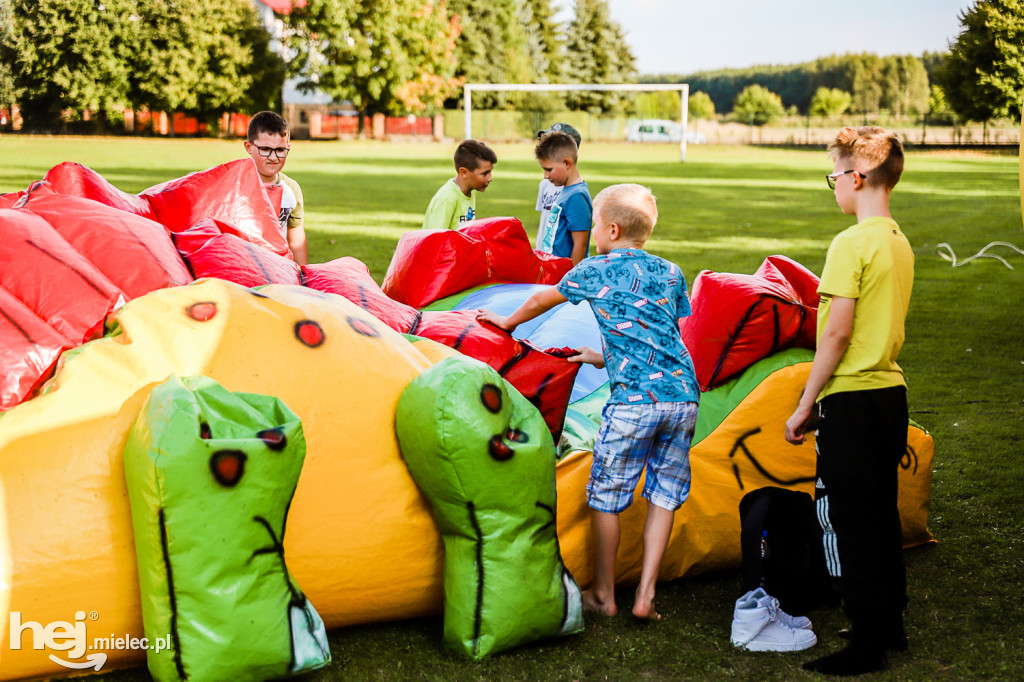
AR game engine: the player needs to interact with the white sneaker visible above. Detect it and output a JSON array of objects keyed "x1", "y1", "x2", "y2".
[
  {"x1": 735, "y1": 588, "x2": 812, "y2": 629},
  {"x1": 731, "y1": 590, "x2": 817, "y2": 652}
]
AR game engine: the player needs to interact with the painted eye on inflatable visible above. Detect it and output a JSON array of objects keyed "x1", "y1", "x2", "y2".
[
  {"x1": 257, "y1": 427, "x2": 287, "y2": 451},
  {"x1": 199, "y1": 421, "x2": 212, "y2": 440},
  {"x1": 210, "y1": 450, "x2": 246, "y2": 487},
  {"x1": 294, "y1": 320, "x2": 325, "y2": 347},
  {"x1": 505, "y1": 428, "x2": 528, "y2": 443},
  {"x1": 186, "y1": 301, "x2": 217, "y2": 322},
  {"x1": 488, "y1": 435, "x2": 514, "y2": 461},
  {"x1": 480, "y1": 384, "x2": 502, "y2": 414}
]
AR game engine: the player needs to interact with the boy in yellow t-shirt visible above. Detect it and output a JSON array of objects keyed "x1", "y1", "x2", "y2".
[{"x1": 784, "y1": 127, "x2": 914, "y2": 676}]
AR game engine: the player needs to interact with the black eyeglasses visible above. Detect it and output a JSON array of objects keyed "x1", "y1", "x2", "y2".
[
  {"x1": 825, "y1": 169, "x2": 862, "y2": 189},
  {"x1": 253, "y1": 145, "x2": 290, "y2": 159}
]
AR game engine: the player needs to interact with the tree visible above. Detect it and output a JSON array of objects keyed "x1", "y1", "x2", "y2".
[
  {"x1": 564, "y1": 0, "x2": 636, "y2": 112},
  {"x1": 688, "y1": 91, "x2": 716, "y2": 120},
  {"x1": 130, "y1": 0, "x2": 284, "y2": 129},
  {"x1": 0, "y1": 0, "x2": 16, "y2": 111},
  {"x1": 4, "y1": 0, "x2": 139, "y2": 130},
  {"x1": 447, "y1": 0, "x2": 532, "y2": 109},
  {"x1": 879, "y1": 55, "x2": 929, "y2": 117},
  {"x1": 288, "y1": 0, "x2": 462, "y2": 119},
  {"x1": 809, "y1": 87, "x2": 851, "y2": 117},
  {"x1": 939, "y1": 0, "x2": 1024, "y2": 123},
  {"x1": 851, "y1": 53, "x2": 883, "y2": 114},
  {"x1": 732, "y1": 84, "x2": 785, "y2": 126}
]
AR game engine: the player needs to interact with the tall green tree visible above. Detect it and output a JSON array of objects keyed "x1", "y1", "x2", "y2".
[
  {"x1": 939, "y1": 0, "x2": 1024, "y2": 123},
  {"x1": 5, "y1": 0, "x2": 139, "y2": 130},
  {"x1": 879, "y1": 55, "x2": 929, "y2": 116},
  {"x1": 0, "y1": 0, "x2": 17, "y2": 111},
  {"x1": 518, "y1": 0, "x2": 564, "y2": 110},
  {"x1": 288, "y1": 0, "x2": 461, "y2": 118},
  {"x1": 809, "y1": 87, "x2": 852, "y2": 117},
  {"x1": 130, "y1": 0, "x2": 283, "y2": 128},
  {"x1": 564, "y1": 0, "x2": 636, "y2": 112},
  {"x1": 447, "y1": 0, "x2": 532, "y2": 108},
  {"x1": 732, "y1": 84, "x2": 785, "y2": 126}
]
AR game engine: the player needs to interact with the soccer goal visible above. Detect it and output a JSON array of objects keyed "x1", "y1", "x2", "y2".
[{"x1": 463, "y1": 83, "x2": 691, "y2": 161}]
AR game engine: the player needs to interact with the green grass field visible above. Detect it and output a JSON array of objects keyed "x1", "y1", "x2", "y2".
[{"x1": 1, "y1": 137, "x2": 1022, "y2": 680}]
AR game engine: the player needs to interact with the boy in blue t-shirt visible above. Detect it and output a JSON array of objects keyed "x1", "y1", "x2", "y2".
[
  {"x1": 477, "y1": 184, "x2": 699, "y2": 621},
  {"x1": 535, "y1": 131, "x2": 592, "y2": 264}
]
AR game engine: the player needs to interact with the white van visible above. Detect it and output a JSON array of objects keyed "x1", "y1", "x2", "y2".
[{"x1": 626, "y1": 119, "x2": 706, "y2": 144}]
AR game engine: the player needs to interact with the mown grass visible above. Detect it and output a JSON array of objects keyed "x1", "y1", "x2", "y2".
[{"x1": 1, "y1": 136, "x2": 1022, "y2": 680}]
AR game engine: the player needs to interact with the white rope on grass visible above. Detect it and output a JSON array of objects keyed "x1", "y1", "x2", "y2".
[{"x1": 937, "y1": 241, "x2": 1024, "y2": 269}]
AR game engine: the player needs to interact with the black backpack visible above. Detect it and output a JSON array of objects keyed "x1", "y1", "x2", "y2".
[{"x1": 739, "y1": 486, "x2": 839, "y2": 615}]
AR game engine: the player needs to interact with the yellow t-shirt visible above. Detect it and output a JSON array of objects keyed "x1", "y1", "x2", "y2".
[{"x1": 817, "y1": 216, "x2": 914, "y2": 399}]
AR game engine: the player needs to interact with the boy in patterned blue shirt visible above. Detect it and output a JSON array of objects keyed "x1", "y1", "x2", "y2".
[{"x1": 477, "y1": 184, "x2": 699, "y2": 621}]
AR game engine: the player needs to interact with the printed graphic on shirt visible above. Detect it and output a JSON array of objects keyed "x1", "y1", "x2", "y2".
[{"x1": 556, "y1": 249, "x2": 699, "y2": 405}]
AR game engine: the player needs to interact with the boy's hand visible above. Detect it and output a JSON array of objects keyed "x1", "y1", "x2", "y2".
[
  {"x1": 784, "y1": 404, "x2": 818, "y2": 444},
  {"x1": 476, "y1": 309, "x2": 515, "y2": 332},
  {"x1": 567, "y1": 346, "x2": 605, "y2": 368}
]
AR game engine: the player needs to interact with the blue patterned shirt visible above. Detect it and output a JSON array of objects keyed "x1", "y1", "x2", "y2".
[{"x1": 557, "y1": 249, "x2": 699, "y2": 405}]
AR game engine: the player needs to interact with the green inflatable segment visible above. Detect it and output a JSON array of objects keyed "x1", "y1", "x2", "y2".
[
  {"x1": 560, "y1": 348, "x2": 815, "y2": 453},
  {"x1": 395, "y1": 355, "x2": 584, "y2": 659},
  {"x1": 420, "y1": 283, "x2": 499, "y2": 311},
  {"x1": 123, "y1": 375, "x2": 330, "y2": 682}
]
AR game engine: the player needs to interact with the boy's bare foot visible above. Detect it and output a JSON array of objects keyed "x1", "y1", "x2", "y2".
[
  {"x1": 582, "y1": 589, "x2": 617, "y2": 616},
  {"x1": 632, "y1": 587, "x2": 661, "y2": 621}
]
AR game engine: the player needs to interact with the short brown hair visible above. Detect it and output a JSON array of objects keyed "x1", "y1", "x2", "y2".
[
  {"x1": 828, "y1": 126, "x2": 904, "y2": 190},
  {"x1": 535, "y1": 131, "x2": 578, "y2": 164},
  {"x1": 594, "y1": 184, "x2": 658, "y2": 242},
  {"x1": 454, "y1": 139, "x2": 497, "y2": 172},
  {"x1": 248, "y1": 111, "x2": 289, "y2": 142}
]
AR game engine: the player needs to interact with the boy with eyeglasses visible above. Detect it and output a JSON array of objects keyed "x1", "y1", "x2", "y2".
[
  {"x1": 784, "y1": 126, "x2": 913, "y2": 676},
  {"x1": 244, "y1": 111, "x2": 308, "y2": 264}
]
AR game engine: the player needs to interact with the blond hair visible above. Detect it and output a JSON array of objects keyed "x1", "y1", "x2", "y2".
[
  {"x1": 594, "y1": 184, "x2": 658, "y2": 241},
  {"x1": 828, "y1": 126, "x2": 904, "y2": 190}
]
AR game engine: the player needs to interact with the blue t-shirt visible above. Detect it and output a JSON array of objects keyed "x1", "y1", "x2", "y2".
[
  {"x1": 539, "y1": 181, "x2": 592, "y2": 259},
  {"x1": 557, "y1": 249, "x2": 699, "y2": 405}
]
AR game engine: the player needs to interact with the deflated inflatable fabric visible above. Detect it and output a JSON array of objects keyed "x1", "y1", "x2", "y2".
[
  {"x1": 680, "y1": 256, "x2": 819, "y2": 391},
  {"x1": 396, "y1": 355, "x2": 584, "y2": 659},
  {"x1": 754, "y1": 255, "x2": 820, "y2": 348},
  {"x1": 173, "y1": 219, "x2": 301, "y2": 287},
  {"x1": 18, "y1": 182, "x2": 192, "y2": 299},
  {"x1": 0, "y1": 191, "x2": 25, "y2": 209},
  {"x1": 303, "y1": 257, "x2": 421, "y2": 333},
  {"x1": 125, "y1": 375, "x2": 329, "y2": 681},
  {"x1": 0, "y1": 284, "x2": 76, "y2": 410},
  {"x1": 141, "y1": 159, "x2": 291, "y2": 258},
  {"x1": 43, "y1": 162, "x2": 157, "y2": 220},
  {"x1": 0, "y1": 208, "x2": 125, "y2": 345},
  {"x1": 382, "y1": 217, "x2": 571, "y2": 308}
]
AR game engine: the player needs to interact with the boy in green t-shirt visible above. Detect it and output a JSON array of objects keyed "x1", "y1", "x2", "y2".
[
  {"x1": 422, "y1": 139, "x2": 497, "y2": 230},
  {"x1": 784, "y1": 126, "x2": 914, "y2": 676}
]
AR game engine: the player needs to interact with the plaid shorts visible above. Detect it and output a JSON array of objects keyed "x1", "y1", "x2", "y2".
[{"x1": 587, "y1": 400, "x2": 699, "y2": 514}]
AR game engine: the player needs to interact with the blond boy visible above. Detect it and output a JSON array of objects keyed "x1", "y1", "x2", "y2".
[
  {"x1": 478, "y1": 184, "x2": 699, "y2": 621},
  {"x1": 785, "y1": 126, "x2": 913, "y2": 675}
]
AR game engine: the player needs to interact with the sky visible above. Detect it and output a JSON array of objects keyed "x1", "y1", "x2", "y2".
[{"x1": 589, "y1": 0, "x2": 976, "y2": 75}]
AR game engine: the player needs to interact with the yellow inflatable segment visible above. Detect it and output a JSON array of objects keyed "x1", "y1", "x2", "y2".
[{"x1": 0, "y1": 280, "x2": 934, "y2": 679}]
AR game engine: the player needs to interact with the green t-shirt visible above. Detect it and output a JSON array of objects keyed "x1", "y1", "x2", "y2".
[
  {"x1": 422, "y1": 178, "x2": 475, "y2": 230},
  {"x1": 817, "y1": 216, "x2": 914, "y2": 399}
]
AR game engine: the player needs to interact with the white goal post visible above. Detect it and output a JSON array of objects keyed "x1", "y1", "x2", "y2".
[{"x1": 463, "y1": 83, "x2": 691, "y2": 161}]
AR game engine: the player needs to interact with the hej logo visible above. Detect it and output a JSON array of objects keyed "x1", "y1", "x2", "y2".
[{"x1": 9, "y1": 611, "x2": 106, "y2": 671}]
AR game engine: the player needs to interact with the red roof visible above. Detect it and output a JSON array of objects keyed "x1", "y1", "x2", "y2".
[{"x1": 256, "y1": 0, "x2": 305, "y2": 14}]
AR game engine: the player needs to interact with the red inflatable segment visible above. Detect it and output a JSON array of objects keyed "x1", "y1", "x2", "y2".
[
  {"x1": 303, "y1": 257, "x2": 421, "y2": 333},
  {"x1": 0, "y1": 191, "x2": 25, "y2": 209},
  {"x1": 19, "y1": 183, "x2": 192, "y2": 300},
  {"x1": 382, "y1": 217, "x2": 572, "y2": 308},
  {"x1": 173, "y1": 218, "x2": 301, "y2": 288},
  {"x1": 43, "y1": 162, "x2": 157, "y2": 220},
  {"x1": 680, "y1": 256, "x2": 819, "y2": 391},
  {"x1": 755, "y1": 255, "x2": 820, "y2": 348},
  {"x1": 0, "y1": 284, "x2": 76, "y2": 411},
  {"x1": 0, "y1": 208, "x2": 125, "y2": 345},
  {"x1": 142, "y1": 159, "x2": 290, "y2": 258},
  {"x1": 411, "y1": 310, "x2": 580, "y2": 441}
]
